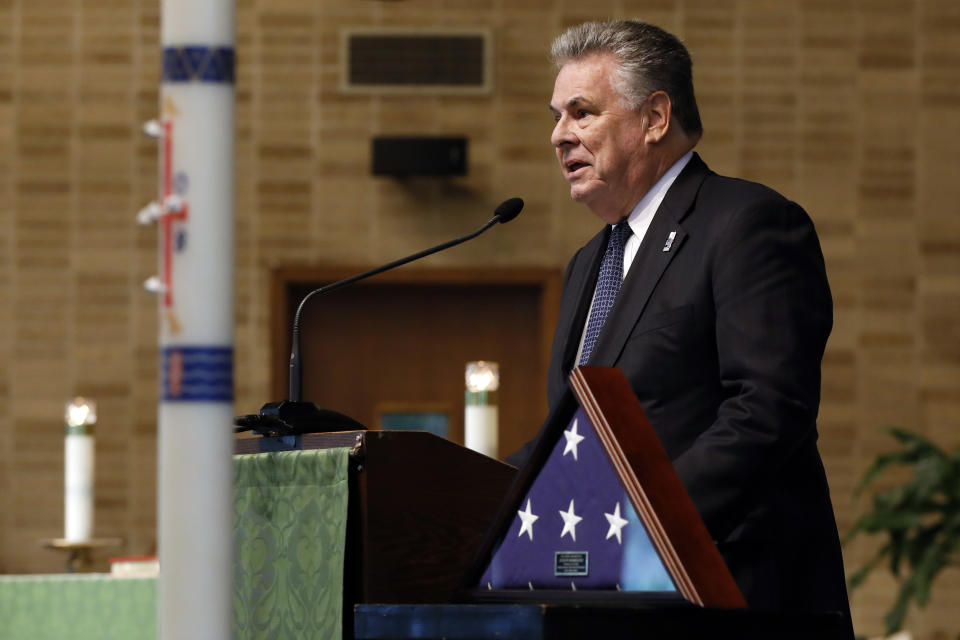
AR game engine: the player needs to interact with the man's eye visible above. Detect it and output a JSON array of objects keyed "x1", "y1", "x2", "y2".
[{"x1": 576, "y1": 109, "x2": 590, "y2": 119}]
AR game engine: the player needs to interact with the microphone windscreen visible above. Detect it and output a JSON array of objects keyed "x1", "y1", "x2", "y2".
[{"x1": 494, "y1": 197, "x2": 524, "y2": 223}]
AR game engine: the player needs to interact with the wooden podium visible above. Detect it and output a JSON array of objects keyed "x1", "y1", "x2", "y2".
[{"x1": 235, "y1": 429, "x2": 517, "y2": 638}]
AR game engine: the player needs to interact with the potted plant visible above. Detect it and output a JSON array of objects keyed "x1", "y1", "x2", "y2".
[{"x1": 845, "y1": 428, "x2": 960, "y2": 635}]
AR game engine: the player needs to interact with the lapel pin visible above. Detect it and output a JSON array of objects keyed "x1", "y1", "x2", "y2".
[{"x1": 662, "y1": 230, "x2": 677, "y2": 252}]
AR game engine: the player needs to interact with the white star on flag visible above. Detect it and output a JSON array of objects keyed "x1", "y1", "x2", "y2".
[
  {"x1": 517, "y1": 498, "x2": 539, "y2": 541},
  {"x1": 604, "y1": 501, "x2": 629, "y2": 544},
  {"x1": 559, "y1": 499, "x2": 583, "y2": 541},
  {"x1": 562, "y1": 419, "x2": 585, "y2": 460}
]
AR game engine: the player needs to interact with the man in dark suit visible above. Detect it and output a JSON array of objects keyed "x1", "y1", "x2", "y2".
[{"x1": 509, "y1": 20, "x2": 851, "y2": 621}]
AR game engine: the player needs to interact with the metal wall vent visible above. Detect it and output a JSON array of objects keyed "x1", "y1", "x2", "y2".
[{"x1": 341, "y1": 28, "x2": 492, "y2": 95}]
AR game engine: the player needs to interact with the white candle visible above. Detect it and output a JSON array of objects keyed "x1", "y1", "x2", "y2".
[
  {"x1": 155, "y1": 2, "x2": 236, "y2": 637},
  {"x1": 465, "y1": 361, "x2": 499, "y2": 458},
  {"x1": 465, "y1": 404, "x2": 499, "y2": 457},
  {"x1": 64, "y1": 398, "x2": 96, "y2": 542}
]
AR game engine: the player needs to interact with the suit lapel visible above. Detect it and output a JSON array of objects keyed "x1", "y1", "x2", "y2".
[{"x1": 588, "y1": 153, "x2": 712, "y2": 367}]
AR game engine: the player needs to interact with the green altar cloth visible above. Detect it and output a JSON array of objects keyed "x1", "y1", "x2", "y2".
[
  {"x1": 0, "y1": 447, "x2": 350, "y2": 640},
  {"x1": 233, "y1": 447, "x2": 350, "y2": 640},
  {"x1": 0, "y1": 574, "x2": 156, "y2": 640}
]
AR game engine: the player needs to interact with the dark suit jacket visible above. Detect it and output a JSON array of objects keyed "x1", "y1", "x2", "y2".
[{"x1": 513, "y1": 154, "x2": 850, "y2": 618}]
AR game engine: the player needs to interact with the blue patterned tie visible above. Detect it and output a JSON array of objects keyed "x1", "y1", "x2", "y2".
[{"x1": 579, "y1": 222, "x2": 632, "y2": 365}]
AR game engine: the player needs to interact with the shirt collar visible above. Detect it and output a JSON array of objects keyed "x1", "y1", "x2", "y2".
[{"x1": 622, "y1": 150, "x2": 694, "y2": 235}]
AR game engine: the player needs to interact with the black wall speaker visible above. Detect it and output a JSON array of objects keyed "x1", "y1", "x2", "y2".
[{"x1": 372, "y1": 136, "x2": 468, "y2": 177}]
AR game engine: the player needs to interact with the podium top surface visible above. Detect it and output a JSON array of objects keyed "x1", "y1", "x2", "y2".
[
  {"x1": 234, "y1": 429, "x2": 514, "y2": 465},
  {"x1": 234, "y1": 430, "x2": 366, "y2": 454}
]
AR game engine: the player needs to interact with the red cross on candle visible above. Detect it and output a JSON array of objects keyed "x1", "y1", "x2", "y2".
[{"x1": 161, "y1": 120, "x2": 189, "y2": 309}]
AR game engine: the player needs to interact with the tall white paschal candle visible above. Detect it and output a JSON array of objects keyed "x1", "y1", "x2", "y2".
[
  {"x1": 464, "y1": 362, "x2": 499, "y2": 458},
  {"x1": 156, "y1": 2, "x2": 235, "y2": 638},
  {"x1": 64, "y1": 398, "x2": 96, "y2": 542}
]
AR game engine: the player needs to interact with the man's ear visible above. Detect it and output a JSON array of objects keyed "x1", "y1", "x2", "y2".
[{"x1": 644, "y1": 91, "x2": 672, "y2": 144}]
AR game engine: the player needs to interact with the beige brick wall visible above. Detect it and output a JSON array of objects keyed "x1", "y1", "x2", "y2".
[{"x1": 1, "y1": 1, "x2": 958, "y2": 637}]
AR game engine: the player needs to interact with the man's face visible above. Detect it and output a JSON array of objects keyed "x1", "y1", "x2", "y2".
[{"x1": 550, "y1": 54, "x2": 651, "y2": 224}]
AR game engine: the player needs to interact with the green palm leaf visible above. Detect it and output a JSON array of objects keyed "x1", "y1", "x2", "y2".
[{"x1": 845, "y1": 428, "x2": 960, "y2": 634}]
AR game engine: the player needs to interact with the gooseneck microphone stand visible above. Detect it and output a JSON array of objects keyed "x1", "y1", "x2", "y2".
[{"x1": 234, "y1": 197, "x2": 524, "y2": 437}]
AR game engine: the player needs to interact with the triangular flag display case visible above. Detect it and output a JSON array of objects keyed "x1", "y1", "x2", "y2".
[{"x1": 462, "y1": 366, "x2": 746, "y2": 608}]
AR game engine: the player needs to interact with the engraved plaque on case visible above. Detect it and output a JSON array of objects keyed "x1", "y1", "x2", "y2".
[{"x1": 554, "y1": 551, "x2": 589, "y2": 577}]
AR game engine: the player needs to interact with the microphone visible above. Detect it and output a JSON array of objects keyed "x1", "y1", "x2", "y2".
[
  {"x1": 235, "y1": 197, "x2": 524, "y2": 437},
  {"x1": 492, "y1": 197, "x2": 523, "y2": 223}
]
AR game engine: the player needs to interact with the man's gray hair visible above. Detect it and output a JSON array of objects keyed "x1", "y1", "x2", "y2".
[{"x1": 551, "y1": 20, "x2": 703, "y2": 136}]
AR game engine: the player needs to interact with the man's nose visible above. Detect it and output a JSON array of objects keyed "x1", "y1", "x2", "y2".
[{"x1": 551, "y1": 115, "x2": 576, "y2": 148}]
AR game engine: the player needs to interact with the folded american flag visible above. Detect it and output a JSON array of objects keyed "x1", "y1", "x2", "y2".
[{"x1": 481, "y1": 407, "x2": 676, "y2": 592}]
